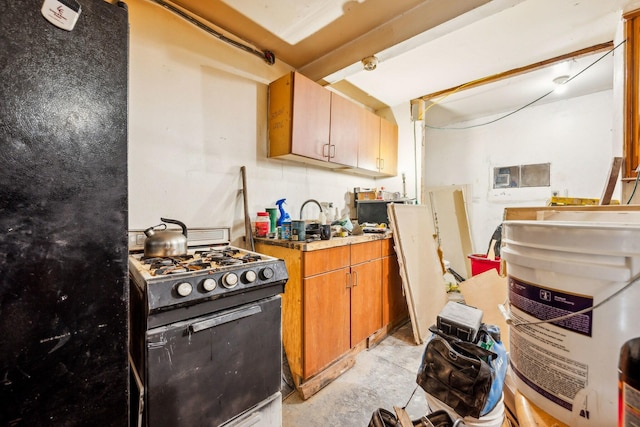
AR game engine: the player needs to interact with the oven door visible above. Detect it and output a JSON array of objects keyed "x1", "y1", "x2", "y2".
[{"x1": 144, "y1": 295, "x2": 282, "y2": 427}]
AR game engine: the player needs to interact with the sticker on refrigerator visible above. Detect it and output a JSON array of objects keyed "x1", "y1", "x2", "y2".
[{"x1": 41, "y1": 0, "x2": 81, "y2": 31}]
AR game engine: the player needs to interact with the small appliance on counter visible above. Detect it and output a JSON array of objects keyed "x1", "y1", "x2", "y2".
[{"x1": 356, "y1": 199, "x2": 412, "y2": 226}]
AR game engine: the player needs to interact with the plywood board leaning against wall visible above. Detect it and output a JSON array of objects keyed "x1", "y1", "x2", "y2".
[
  {"x1": 388, "y1": 204, "x2": 449, "y2": 344},
  {"x1": 425, "y1": 185, "x2": 473, "y2": 279}
]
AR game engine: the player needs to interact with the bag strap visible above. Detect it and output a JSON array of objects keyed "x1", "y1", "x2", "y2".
[
  {"x1": 393, "y1": 406, "x2": 414, "y2": 427},
  {"x1": 428, "y1": 325, "x2": 497, "y2": 360}
]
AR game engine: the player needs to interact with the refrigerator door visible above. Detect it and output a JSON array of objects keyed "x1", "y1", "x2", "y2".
[{"x1": 0, "y1": 1, "x2": 129, "y2": 425}]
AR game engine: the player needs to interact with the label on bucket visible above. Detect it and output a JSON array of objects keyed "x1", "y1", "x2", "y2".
[
  {"x1": 509, "y1": 277, "x2": 593, "y2": 336},
  {"x1": 509, "y1": 276, "x2": 594, "y2": 414}
]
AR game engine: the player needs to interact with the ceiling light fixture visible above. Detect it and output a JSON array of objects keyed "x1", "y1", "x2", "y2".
[
  {"x1": 362, "y1": 55, "x2": 378, "y2": 71},
  {"x1": 553, "y1": 75, "x2": 570, "y2": 94}
]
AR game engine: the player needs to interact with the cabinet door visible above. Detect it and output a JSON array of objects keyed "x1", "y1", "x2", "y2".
[
  {"x1": 379, "y1": 119, "x2": 398, "y2": 176},
  {"x1": 303, "y1": 268, "x2": 350, "y2": 379},
  {"x1": 329, "y1": 93, "x2": 360, "y2": 167},
  {"x1": 291, "y1": 72, "x2": 331, "y2": 161},
  {"x1": 350, "y1": 259, "x2": 382, "y2": 345},
  {"x1": 357, "y1": 108, "x2": 381, "y2": 172},
  {"x1": 382, "y1": 254, "x2": 408, "y2": 326}
]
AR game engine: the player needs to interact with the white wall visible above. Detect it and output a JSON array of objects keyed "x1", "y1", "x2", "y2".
[
  {"x1": 423, "y1": 90, "x2": 615, "y2": 252},
  {"x1": 126, "y1": 0, "x2": 416, "y2": 246}
]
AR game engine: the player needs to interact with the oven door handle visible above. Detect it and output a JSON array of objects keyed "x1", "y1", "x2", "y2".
[{"x1": 189, "y1": 304, "x2": 262, "y2": 333}]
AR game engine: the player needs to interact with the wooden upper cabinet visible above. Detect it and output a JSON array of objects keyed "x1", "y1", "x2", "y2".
[
  {"x1": 268, "y1": 72, "x2": 332, "y2": 164},
  {"x1": 328, "y1": 93, "x2": 360, "y2": 167},
  {"x1": 379, "y1": 119, "x2": 398, "y2": 177},
  {"x1": 357, "y1": 109, "x2": 381, "y2": 172},
  {"x1": 356, "y1": 113, "x2": 398, "y2": 177},
  {"x1": 268, "y1": 71, "x2": 397, "y2": 175}
]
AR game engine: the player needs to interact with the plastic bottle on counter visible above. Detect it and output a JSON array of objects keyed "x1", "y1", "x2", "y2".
[
  {"x1": 254, "y1": 212, "x2": 270, "y2": 237},
  {"x1": 275, "y1": 198, "x2": 291, "y2": 226},
  {"x1": 620, "y1": 337, "x2": 640, "y2": 426}
]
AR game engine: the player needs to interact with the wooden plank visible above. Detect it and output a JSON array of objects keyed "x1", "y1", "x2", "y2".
[
  {"x1": 388, "y1": 204, "x2": 448, "y2": 345},
  {"x1": 515, "y1": 390, "x2": 569, "y2": 427},
  {"x1": 296, "y1": 351, "x2": 357, "y2": 400},
  {"x1": 504, "y1": 204, "x2": 640, "y2": 221},
  {"x1": 426, "y1": 185, "x2": 473, "y2": 278},
  {"x1": 600, "y1": 156, "x2": 623, "y2": 205},
  {"x1": 417, "y1": 42, "x2": 613, "y2": 103}
]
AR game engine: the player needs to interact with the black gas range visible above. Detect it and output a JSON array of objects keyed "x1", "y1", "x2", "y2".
[{"x1": 128, "y1": 227, "x2": 288, "y2": 427}]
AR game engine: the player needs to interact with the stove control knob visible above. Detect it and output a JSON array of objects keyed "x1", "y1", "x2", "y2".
[
  {"x1": 243, "y1": 270, "x2": 257, "y2": 283},
  {"x1": 222, "y1": 272, "x2": 239, "y2": 288},
  {"x1": 176, "y1": 282, "x2": 193, "y2": 297},
  {"x1": 202, "y1": 278, "x2": 217, "y2": 292},
  {"x1": 260, "y1": 267, "x2": 274, "y2": 280}
]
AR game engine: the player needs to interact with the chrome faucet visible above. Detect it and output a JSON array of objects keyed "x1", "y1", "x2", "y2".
[{"x1": 300, "y1": 199, "x2": 323, "y2": 220}]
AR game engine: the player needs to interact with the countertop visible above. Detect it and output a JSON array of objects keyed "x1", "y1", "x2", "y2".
[{"x1": 254, "y1": 233, "x2": 391, "y2": 251}]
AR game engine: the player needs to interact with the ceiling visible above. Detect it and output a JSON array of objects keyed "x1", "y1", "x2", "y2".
[{"x1": 167, "y1": 0, "x2": 631, "y2": 125}]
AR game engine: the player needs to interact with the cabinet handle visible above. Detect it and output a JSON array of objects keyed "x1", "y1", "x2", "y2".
[
  {"x1": 376, "y1": 157, "x2": 380, "y2": 169},
  {"x1": 322, "y1": 143, "x2": 330, "y2": 158},
  {"x1": 379, "y1": 158, "x2": 385, "y2": 170},
  {"x1": 329, "y1": 144, "x2": 336, "y2": 159},
  {"x1": 346, "y1": 271, "x2": 352, "y2": 288},
  {"x1": 352, "y1": 270, "x2": 358, "y2": 287}
]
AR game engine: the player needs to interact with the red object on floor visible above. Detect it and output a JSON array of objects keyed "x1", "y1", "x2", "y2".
[{"x1": 468, "y1": 254, "x2": 501, "y2": 276}]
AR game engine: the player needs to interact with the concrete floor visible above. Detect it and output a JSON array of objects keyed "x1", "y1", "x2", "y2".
[{"x1": 282, "y1": 321, "x2": 431, "y2": 426}]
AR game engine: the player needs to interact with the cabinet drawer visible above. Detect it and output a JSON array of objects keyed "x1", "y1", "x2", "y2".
[
  {"x1": 351, "y1": 240, "x2": 382, "y2": 265},
  {"x1": 303, "y1": 245, "x2": 350, "y2": 277}
]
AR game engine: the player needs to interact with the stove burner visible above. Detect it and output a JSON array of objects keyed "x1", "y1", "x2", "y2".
[
  {"x1": 185, "y1": 259, "x2": 212, "y2": 271},
  {"x1": 155, "y1": 266, "x2": 188, "y2": 275},
  {"x1": 241, "y1": 254, "x2": 262, "y2": 263},
  {"x1": 137, "y1": 246, "x2": 266, "y2": 276},
  {"x1": 220, "y1": 258, "x2": 243, "y2": 266}
]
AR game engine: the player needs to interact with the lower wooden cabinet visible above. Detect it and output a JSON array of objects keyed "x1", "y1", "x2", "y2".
[
  {"x1": 381, "y1": 239, "x2": 408, "y2": 325},
  {"x1": 255, "y1": 238, "x2": 405, "y2": 385},
  {"x1": 303, "y1": 267, "x2": 351, "y2": 378},
  {"x1": 350, "y1": 242, "x2": 382, "y2": 346}
]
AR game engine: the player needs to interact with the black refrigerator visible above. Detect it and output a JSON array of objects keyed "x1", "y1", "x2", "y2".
[{"x1": 0, "y1": 1, "x2": 129, "y2": 425}]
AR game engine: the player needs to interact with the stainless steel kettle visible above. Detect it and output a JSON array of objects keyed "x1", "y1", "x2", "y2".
[{"x1": 144, "y1": 217, "x2": 188, "y2": 257}]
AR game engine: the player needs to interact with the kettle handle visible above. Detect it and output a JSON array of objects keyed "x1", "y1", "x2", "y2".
[{"x1": 160, "y1": 217, "x2": 188, "y2": 238}]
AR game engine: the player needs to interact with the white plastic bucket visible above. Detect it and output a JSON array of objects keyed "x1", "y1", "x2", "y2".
[
  {"x1": 502, "y1": 219, "x2": 640, "y2": 426},
  {"x1": 425, "y1": 393, "x2": 504, "y2": 427}
]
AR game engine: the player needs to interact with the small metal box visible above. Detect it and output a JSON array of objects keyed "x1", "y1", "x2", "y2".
[{"x1": 436, "y1": 301, "x2": 483, "y2": 342}]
